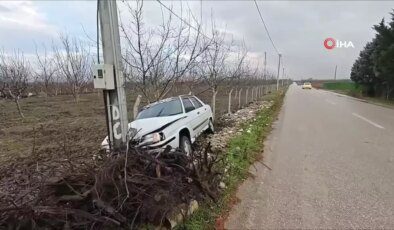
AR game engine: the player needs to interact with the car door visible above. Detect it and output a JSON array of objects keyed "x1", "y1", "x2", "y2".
[
  {"x1": 189, "y1": 96, "x2": 209, "y2": 134},
  {"x1": 181, "y1": 97, "x2": 199, "y2": 139}
]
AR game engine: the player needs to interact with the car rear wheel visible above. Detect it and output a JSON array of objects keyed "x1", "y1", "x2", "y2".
[
  {"x1": 180, "y1": 135, "x2": 192, "y2": 155},
  {"x1": 207, "y1": 119, "x2": 214, "y2": 134}
]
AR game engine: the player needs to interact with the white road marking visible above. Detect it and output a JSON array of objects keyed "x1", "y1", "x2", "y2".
[
  {"x1": 325, "y1": 99, "x2": 336, "y2": 105},
  {"x1": 352, "y1": 113, "x2": 385, "y2": 129}
]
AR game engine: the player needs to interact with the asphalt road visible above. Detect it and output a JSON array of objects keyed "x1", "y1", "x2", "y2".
[{"x1": 225, "y1": 84, "x2": 394, "y2": 229}]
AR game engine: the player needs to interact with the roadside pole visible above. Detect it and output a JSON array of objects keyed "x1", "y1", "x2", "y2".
[
  {"x1": 98, "y1": 0, "x2": 129, "y2": 151},
  {"x1": 263, "y1": 51, "x2": 267, "y2": 94},
  {"x1": 334, "y1": 65, "x2": 337, "y2": 81},
  {"x1": 276, "y1": 53, "x2": 282, "y2": 91}
]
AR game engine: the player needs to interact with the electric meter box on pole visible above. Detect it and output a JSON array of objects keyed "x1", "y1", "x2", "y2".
[{"x1": 93, "y1": 64, "x2": 115, "y2": 90}]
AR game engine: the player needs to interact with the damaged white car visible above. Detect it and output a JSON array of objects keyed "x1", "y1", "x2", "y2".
[{"x1": 102, "y1": 95, "x2": 214, "y2": 154}]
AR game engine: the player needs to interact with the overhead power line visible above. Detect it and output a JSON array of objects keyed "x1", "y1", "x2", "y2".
[
  {"x1": 155, "y1": 0, "x2": 211, "y2": 41},
  {"x1": 253, "y1": 0, "x2": 280, "y2": 55}
]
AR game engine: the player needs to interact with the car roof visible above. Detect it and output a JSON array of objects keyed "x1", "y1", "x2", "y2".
[
  {"x1": 141, "y1": 94, "x2": 201, "y2": 109},
  {"x1": 179, "y1": 94, "x2": 196, "y2": 98}
]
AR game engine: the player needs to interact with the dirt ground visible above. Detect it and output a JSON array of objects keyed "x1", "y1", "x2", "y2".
[
  {"x1": 0, "y1": 92, "x2": 105, "y2": 165},
  {"x1": 0, "y1": 84, "x2": 275, "y2": 167},
  {"x1": 0, "y1": 83, "x2": 278, "y2": 228}
]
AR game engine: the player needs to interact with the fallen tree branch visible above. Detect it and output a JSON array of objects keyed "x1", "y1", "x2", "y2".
[{"x1": 1, "y1": 144, "x2": 223, "y2": 229}]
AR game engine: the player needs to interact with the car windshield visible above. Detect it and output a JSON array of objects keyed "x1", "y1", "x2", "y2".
[{"x1": 136, "y1": 99, "x2": 182, "y2": 119}]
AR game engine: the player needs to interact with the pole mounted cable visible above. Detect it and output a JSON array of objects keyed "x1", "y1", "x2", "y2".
[
  {"x1": 155, "y1": 0, "x2": 211, "y2": 41},
  {"x1": 155, "y1": 0, "x2": 235, "y2": 47},
  {"x1": 253, "y1": 0, "x2": 280, "y2": 55}
]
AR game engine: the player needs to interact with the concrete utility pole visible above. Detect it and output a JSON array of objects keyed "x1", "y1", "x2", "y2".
[
  {"x1": 276, "y1": 53, "x2": 282, "y2": 91},
  {"x1": 99, "y1": 0, "x2": 129, "y2": 150},
  {"x1": 263, "y1": 52, "x2": 267, "y2": 93},
  {"x1": 334, "y1": 65, "x2": 337, "y2": 81},
  {"x1": 263, "y1": 52, "x2": 267, "y2": 79}
]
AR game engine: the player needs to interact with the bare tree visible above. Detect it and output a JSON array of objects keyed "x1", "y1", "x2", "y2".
[
  {"x1": 53, "y1": 74, "x2": 63, "y2": 96},
  {"x1": 199, "y1": 28, "x2": 251, "y2": 119},
  {"x1": 0, "y1": 50, "x2": 30, "y2": 118},
  {"x1": 198, "y1": 26, "x2": 232, "y2": 120},
  {"x1": 53, "y1": 34, "x2": 92, "y2": 102},
  {"x1": 120, "y1": 0, "x2": 208, "y2": 102},
  {"x1": 228, "y1": 43, "x2": 248, "y2": 80},
  {"x1": 180, "y1": 68, "x2": 203, "y2": 94},
  {"x1": 35, "y1": 44, "x2": 57, "y2": 97}
]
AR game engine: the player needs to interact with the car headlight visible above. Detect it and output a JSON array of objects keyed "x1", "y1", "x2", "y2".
[{"x1": 141, "y1": 132, "x2": 165, "y2": 145}]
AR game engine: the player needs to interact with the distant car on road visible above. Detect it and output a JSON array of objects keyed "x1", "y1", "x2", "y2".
[
  {"x1": 302, "y1": 82, "x2": 312, "y2": 89},
  {"x1": 102, "y1": 95, "x2": 214, "y2": 154}
]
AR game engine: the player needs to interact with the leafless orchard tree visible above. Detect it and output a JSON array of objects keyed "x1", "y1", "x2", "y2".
[
  {"x1": 0, "y1": 50, "x2": 31, "y2": 118},
  {"x1": 53, "y1": 34, "x2": 92, "y2": 103},
  {"x1": 53, "y1": 74, "x2": 64, "y2": 96},
  {"x1": 35, "y1": 44, "x2": 58, "y2": 97},
  {"x1": 198, "y1": 24, "x2": 252, "y2": 119},
  {"x1": 228, "y1": 44, "x2": 249, "y2": 87},
  {"x1": 226, "y1": 46, "x2": 252, "y2": 112},
  {"x1": 119, "y1": 0, "x2": 279, "y2": 118},
  {"x1": 198, "y1": 27, "x2": 232, "y2": 120},
  {"x1": 263, "y1": 70, "x2": 277, "y2": 91},
  {"x1": 120, "y1": 0, "x2": 208, "y2": 102},
  {"x1": 229, "y1": 44, "x2": 248, "y2": 80},
  {"x1": 180, "y1": 68, "x2": 203, "y2": 94}
]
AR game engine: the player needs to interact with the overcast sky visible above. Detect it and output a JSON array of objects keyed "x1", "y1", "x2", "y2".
[{"x1": 0, "y1": 1, "x2": 393, "y2": 80}]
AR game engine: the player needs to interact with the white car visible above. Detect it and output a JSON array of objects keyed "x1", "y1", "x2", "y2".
[
  {"x1": 102, "y1": 95, "x2": 214, "y2": 154},
  {"x1": 302, "y1": 82, "x2": 312, "y2": 89}
]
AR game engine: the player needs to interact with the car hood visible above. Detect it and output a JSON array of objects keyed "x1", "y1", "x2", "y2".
[{"x1": 129, "y1": 114, "x2": 186, "y2": 138}]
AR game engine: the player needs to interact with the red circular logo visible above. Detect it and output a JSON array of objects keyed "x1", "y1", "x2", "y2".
[{"x1": 324, "y1": 38, "x2": 336, "y2": 50}]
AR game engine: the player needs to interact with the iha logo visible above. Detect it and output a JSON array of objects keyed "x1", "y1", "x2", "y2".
[{"x1": 324, "y1": 37, "x2": 354, "y2": 50}]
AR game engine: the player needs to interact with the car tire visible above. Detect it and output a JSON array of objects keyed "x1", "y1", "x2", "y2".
[
  {"x1": 180, "y1": 135, "x2": 192, "y2": 155},
  {"x1": 207, "y1": 119, "x2": 214, "y2": 134}
]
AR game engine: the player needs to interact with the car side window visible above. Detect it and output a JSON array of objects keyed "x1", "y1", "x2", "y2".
[
  {"x1": 182, "y1": 98, "x2": 195, "y2": 113},
  {"x1": 190, "y1": 97, "x2": 203, "y2": 108}
]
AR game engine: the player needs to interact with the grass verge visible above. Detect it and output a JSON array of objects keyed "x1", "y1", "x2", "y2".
[
  {"x1": 320, "y1": 81, "x2": 362, "y2": 97},
  {"x1": 179, "y1": 90, "x2": 286, "y2": 230},
  {"x1": 322, "y1": 81, "x2": 358, "y2": 91},
  {"x1": 319, "y1": 81, "x2": 394, "y2": 108}
]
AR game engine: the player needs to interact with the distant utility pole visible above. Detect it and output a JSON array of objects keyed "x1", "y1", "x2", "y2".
[
  {"x1": 99, "y1": 0, "x2": 129, "y2": 151},
  {"x1": 276, "y1": 53, "x2": 282, "y2": 91},
  {"x1": 263, "y1": 52, "x2": 267, "y2": 93},
  {"x1": 334, "y1": 65, "x2": 337, "y2": 81},
  {"x1": 282, "y1": 67, "x2": 285, "y2": 86},
  {"x1": 263, "y1": 51, "x2": 267, "y2": 79}
]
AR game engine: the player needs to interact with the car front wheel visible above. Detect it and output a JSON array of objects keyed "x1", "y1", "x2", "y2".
[{"x1": 180, "y1": 135, "x2": 192, "y2": 155}]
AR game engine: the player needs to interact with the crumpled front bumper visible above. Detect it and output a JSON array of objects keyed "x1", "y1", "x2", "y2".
[
  {"x1": 139, "y1": 136, "x2": 177, "y2": 151},
  {"x1": 101, "y1": 135, "x2": 178, "y2": 152}
]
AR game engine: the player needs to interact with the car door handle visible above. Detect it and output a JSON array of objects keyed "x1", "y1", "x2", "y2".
[{"x1": 197, "y1": 112, "x2": 200, "y2": 115}]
